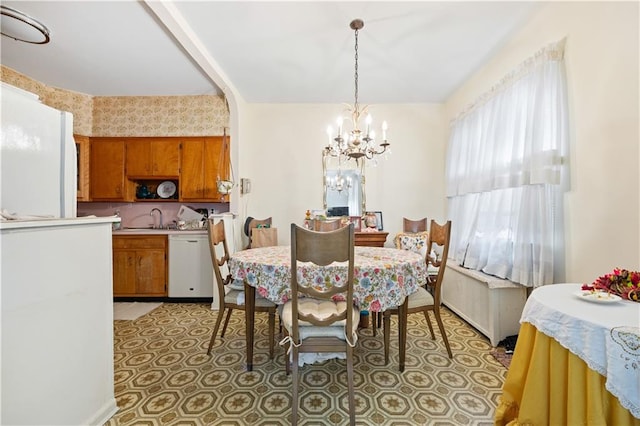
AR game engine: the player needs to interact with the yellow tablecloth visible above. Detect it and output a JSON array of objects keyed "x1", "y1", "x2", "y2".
[{"x1": 495, "y1": 322, "x2": 640, "y2": 425}]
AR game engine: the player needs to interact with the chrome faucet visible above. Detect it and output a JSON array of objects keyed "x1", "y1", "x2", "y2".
[{"x1": 150, "y1": 208, "x2": 163, "y2": 229}]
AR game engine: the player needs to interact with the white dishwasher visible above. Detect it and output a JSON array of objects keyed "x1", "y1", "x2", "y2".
[{"x1": 168, "y1": 234, "x2": 215, "y2": 301}]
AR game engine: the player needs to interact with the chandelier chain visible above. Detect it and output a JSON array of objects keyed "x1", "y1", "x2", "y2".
[{"x1": 354, "y1": 27, "x2": 359, "y2": 115}]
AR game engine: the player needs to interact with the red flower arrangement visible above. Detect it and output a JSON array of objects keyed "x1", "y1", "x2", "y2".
[{"x1": 582, "y1": 268, "x2": 640, "y2": 302}]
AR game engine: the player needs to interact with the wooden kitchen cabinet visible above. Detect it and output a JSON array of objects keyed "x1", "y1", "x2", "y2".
[
  {"x1": 113, "y1": 235, "x2": 167, "y2": 297},
  {"x1": 91, "y1": 138, "x2": 131, "y2": 200},
  {"x1": 126, "y1": 138, "x2": 180, "y2": 178},
  {"x1": 180, "y1": 136, "x2": 229, "y2": 202},
  {"x1": 74, "y1": 135, "x2": 90, "y2": 201}
]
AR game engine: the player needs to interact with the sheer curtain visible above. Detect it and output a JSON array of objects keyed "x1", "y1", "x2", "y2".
[{"x1": 446, "y1": 39, "x2": 568, "y2": 288}]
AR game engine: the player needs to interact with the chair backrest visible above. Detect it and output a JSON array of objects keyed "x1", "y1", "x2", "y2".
[
  {"x1": 313, "y1": 219, "x2": 343, "y2": 232},
  {"x1": 207, "y1": 218, "x2": 231, "y2": 309},
  {"x1": 248, "y1": 217, "x2": 273, "y2": 248},
  {"x1": 290, "y1": 223, "x2": 355, "y2": 338},
  {"x1": 426, "y1": 220, "x2": 451, "y2": 305},
  {"x1": 403, "y1": 217, "x2": 428, "y2": 233}
]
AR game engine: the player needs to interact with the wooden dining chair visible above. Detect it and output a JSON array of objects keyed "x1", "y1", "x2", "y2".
[
  {"x1": 281, "y1": 223, "x2": 358, "y2": 425},
  {"x1": 371, "y1": 216, "x2": 429, "y2": 335},
  {"x1": 403, "y1": 217, "x2": 428, "y2": 233},
  {"x1": 383, "y1": 220, "x2": 453, "y2": 370},
  {"x1": 313, "y1": 218, "x2": 344, "y2": 232},
  {"x1": 206, "y1": 218, "x2": 277, "y2": 358}
]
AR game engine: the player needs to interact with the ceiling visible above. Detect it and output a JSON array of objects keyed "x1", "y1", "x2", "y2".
[{"x1": 0, "y1": 1, "x2": 539, "y2": 104}]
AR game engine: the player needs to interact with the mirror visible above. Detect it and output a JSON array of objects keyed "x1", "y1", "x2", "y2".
[{"x1": 323, "y1": 153, "x2": 365, "y2": 217}]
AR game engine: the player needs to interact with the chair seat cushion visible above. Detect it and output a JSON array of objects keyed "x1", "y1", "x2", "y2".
[
  {"x1": 225, "y1": 289, "x2": 275, "y2": 307},
  {"x1": 394, "y1": 232, "x2": 429, "y2": 256},
  {"x1": 280, "y1": 298, "x2": 360, "y2": 339},
  {"x1": 227, "y1": 279, "x2": 245, "y2": 291},
  {"x1": 407, "y1": 286, "x2": 434, "y2": 309}
]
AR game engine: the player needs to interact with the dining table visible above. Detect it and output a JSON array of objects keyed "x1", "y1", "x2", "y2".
[
  {"x1": 229, "y1": 245, "x2": 428, "y2": 371},
  {"x1": 495, "y1": 283, "x2": 640, "y2": 425}
]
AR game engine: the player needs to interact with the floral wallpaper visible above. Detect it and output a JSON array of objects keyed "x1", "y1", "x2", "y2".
[
  {"x1": 92, "y1": 95, "x2": 227, "y2": 137},
  {"x1": 1, "y1": 66, "x2": 93, "y2": 135},
  {"x1": 0, "y1": 65, "x2": 227, "y2": 137}
]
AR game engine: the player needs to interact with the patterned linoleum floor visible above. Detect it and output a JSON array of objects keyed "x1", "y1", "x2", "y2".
[{"x1": 105, "y1": 303, "x2": 507, "y2": 425}]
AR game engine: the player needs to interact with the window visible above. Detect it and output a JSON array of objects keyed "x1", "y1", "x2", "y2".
[{"x1": 446, "y1": 39, "x2": 568, "y2": 288}]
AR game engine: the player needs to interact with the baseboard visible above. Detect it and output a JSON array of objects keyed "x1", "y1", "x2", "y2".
[{"x1": 83, "y1": 398, "x2": 118, "y2": 426}]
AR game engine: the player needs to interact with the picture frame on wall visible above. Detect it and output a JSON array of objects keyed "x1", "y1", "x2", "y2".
[{"x1": 349, "y1": 216, "x2": 362, "y2": 232}]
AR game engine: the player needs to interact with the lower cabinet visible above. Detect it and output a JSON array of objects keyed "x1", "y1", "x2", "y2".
[{"x1": 113, "y1": 235, "x2": 167, "y2": 297}]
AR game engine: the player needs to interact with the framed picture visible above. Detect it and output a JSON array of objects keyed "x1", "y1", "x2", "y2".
[
  {"x1": 374, "y1": 211, "x2": 383, "y2": 231},
  {"x1": 349, "y1": 216, "x2": 362, "y2": 232}
]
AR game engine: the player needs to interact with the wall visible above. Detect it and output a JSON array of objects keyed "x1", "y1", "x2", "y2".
[
  {"x1": 1, "y1": 219, "x2": 118, "y2": 425},
  {"x1": 444, "y1": 2, "x2": 640, "y2": 282},
  {"x1": 1, "y1": 65, "x2": 227, "y2": 137},
  {"x1": 92, "y1": 95, "x2": 227, "y2": 136},
  {"x1": 236, "y1": 103, "x2": 446, "y2": 245},
  {"x1": 1, "y1": 66, "x2": 93, "y2": 135},
  {"x1": 77, "y1": 202, "x2": 228, "y2": 229}
]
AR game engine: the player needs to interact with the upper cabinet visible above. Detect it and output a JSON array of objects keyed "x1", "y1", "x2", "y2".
[
  {"x1": 85, "y1": 136, "x2": 229, "y2": 203},
  {"x1": 90, "y1": 138, "x2": 131, "y2": 201},
  {"x1": 126, "y1": 138, "x2": 180, "y2": 178},
  {"x1": 181, "y1": 136, "x2": 229, "y2": 202}
]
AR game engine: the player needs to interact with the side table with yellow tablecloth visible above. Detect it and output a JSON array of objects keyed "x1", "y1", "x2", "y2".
[{"x1": 495, "y1": 283, "x2": 640, "y2": 425}]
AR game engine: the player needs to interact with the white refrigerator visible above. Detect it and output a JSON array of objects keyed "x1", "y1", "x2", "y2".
[
  {"x1": 1, "y1": 82, "x2": 77, "y2": 218},
  {"x1": 1, "y1": 83, "x2": 118, "y2": 424}
]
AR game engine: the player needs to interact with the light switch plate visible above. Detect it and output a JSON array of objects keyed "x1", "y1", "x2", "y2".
[{"x1": 240, "y1": 178, "x2": 251, "y2": 194}]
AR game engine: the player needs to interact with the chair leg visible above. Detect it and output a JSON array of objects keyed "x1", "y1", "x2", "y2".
[
  {"x1": 220, "y1": 308, "x2": 233, "y2": 338},
  {"x1": 291, "y1": 348, "x2": 299, "y2": 426},
  {"x1": 424, "y1": 310, "x2": 435, "y2": 339},
  {"x1": 371, "y1": 312, "x2": 377, "y2": 336},
  {"x1": 346, "y1": 345, "x2": 356, "y2": 426},
  {"x1": 207, "y1": 307, "x2": 226, "y2": 355},
  {"x1": 284, "y1": 329, "x2": 291, "y2": 376},
  {"x1": 268, "y1": 310, "x2": 275, "y2": 359},
  {"x1": 383, "y1": 311, "x2": 391, "y2": 365},
  {"x1": 433, "y1": 307, "x2": 453, "y2": 358}
]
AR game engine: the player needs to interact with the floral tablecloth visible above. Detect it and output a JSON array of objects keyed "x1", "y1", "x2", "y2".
[{"x1": 229, "y1": 245, "x2": 427, "y2": 312}]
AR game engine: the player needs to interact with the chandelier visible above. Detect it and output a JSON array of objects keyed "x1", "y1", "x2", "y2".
[{"x1": 325, "y1": 19, "x2": 390, "y2": 161}]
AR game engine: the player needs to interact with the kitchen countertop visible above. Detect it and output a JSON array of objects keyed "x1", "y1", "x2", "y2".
[
  {"x1": 112, "y1": 228, "x2": 207, "y2": 236},
  {"x1": 112, "y1": 228, "x2": 207, "y2": 235}
]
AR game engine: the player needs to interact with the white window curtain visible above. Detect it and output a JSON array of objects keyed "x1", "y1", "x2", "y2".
[{"x1": 446, "y1": 39, "x2": 568, "y2": 288}]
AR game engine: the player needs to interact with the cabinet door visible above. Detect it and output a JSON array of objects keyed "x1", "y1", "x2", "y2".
[
  {"x1": 180, "y1": 138, "x2": 205, "y2": 199},
  {"x1": 126, "y1": 139, "x2": 180, "y2": 177},
  {"x1": 113, "y1": 249, "x2": 137, "y2": 295},
  {"x1": 203, "y1": 136, "x2": 226, "y2": 201},
  {"x1": 152, "y1": 139, "x2": 180, "y2": 176},
  {"x1": 136, "y1": 249, "x2": 166, "y2": 295},
  {"x1": 126, "y1": 140, "x2": 151, "y2": 176},
  {"x1": 91, "y1": 138, "x2": 127, "y2": 200},
  {"x1": 74, "y1": 135, "x2": 90, "y2": 201}
]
